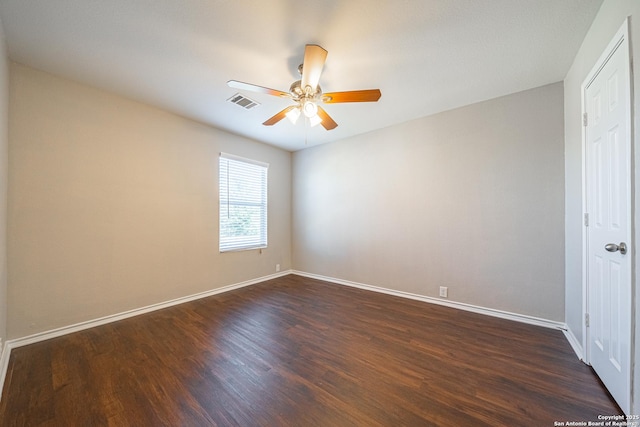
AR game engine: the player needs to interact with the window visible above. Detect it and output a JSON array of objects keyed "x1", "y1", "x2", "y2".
[{"x1": 219, "y1": 153, "x2": 268, "y2": 252}]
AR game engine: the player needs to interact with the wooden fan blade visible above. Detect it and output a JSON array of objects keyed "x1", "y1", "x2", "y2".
[
  {"x1": 322, "y1": 89, "x2": 382, "y2": 103},
  {"x1": 301, "y1": 44, "x2": 328, "y2": 93},
  {"x1": 228, "y1": 80, "x2": 291, "y2": 98},
  {"x1": 263, "y1": 106, "x2": 296, "y2": 126},
  {"x1": 317, "y1": 106, "x2": 338, "y2": 130}
]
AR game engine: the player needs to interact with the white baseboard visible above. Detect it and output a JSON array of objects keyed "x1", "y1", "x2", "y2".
[
  {"x1": 292, "y1": 270, "x2": 567, "y2": 331},
  {"x1": 562, "y1": 326, "x2": 584, "y2": 361},
  {"x1": 0, "y1": 270, "x2": 292, "y2": 399},
  {"x1": 0, "y1": 340, "x2": 11, "y2": 400}
]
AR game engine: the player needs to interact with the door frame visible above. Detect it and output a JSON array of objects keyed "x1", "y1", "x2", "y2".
[{"x1": 580, "y1": 17, "x2": 633, "y2": 411}]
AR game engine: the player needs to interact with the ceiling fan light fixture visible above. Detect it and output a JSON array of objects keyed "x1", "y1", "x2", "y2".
[
  {"x1": 309, "y1": 114, "x2": 323, "y2": 127},
  {"x1": 286, "y1": 107, "x2": 301, "y2": 124},
  {"x1": 302, "y1": 100, "x2": 318, "y2": 118}
]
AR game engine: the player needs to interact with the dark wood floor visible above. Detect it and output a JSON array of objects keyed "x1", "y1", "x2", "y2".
[{"x1": 0, "y1": 274, "x2": 621, "y2": 426}]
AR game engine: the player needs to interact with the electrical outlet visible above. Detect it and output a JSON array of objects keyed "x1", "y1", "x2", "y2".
[
  {"x1": 276, "y1": 264, "x2": 281, "y2": 272},
  {"x1": 439, "y1": 286, "x2": 448, "y2": 298}
]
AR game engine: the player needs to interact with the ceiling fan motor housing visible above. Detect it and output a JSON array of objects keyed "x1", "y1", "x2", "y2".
[{"x1": 289, "y1": 80, "x2": 322, "y2": 100}]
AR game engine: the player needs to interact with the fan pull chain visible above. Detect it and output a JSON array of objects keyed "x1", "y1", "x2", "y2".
[{"x1": 305, "y1": 117, "x2": 308, "y2": 145}]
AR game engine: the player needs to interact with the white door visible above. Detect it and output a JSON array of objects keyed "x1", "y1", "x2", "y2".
[{"x1": 584, "y1": 21, "x2": 632, "y2": 414}]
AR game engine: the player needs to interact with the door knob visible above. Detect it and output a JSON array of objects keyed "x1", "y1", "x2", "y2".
[{"x1": 605, "y1": 242, "x2": 627, "y2": 255}]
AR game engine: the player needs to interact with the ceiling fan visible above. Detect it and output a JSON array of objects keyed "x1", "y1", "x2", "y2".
[{"x1": 228, "y1": 44, "x2": 381, "y2": 131}]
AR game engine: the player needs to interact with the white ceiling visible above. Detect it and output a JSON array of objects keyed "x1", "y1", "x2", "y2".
[{"x1": 0, "y1": 0, "x2": 602, "y2": 151}]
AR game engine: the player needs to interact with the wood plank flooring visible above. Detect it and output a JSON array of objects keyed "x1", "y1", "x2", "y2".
[{"x1": 0, "y1": 274, "x2": 621, "y2": 426}]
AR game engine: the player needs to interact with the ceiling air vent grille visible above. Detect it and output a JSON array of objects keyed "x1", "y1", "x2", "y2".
[{"x1": 227, "y1": 93, "x2": 260, "y2": 110}]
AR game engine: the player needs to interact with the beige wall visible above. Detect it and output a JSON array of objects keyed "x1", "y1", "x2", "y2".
[
  {"x1": 0, "y1": 18, "x2": 8, "y2": 346},
  {"x1": 7, "y1": 63, "x2": 291, "y2": 339},
  {"x1": 293, "y1": 82, "x2": 565, "y2": 321},
  {"x1": 562, "y1": 0, "x2": 640, "y2": 413}
]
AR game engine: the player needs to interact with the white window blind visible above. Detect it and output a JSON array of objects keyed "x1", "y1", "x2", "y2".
[{"x1": 219, "y1": 153, "x2": 268, "y2": 252}]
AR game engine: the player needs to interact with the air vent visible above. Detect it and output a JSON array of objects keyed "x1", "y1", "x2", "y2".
[{"x1": 227, "y1": 93, "x2": 260, "y2": 110}]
